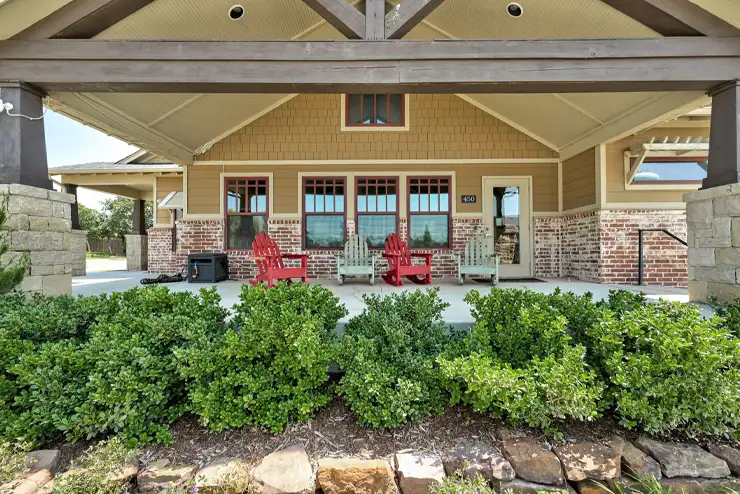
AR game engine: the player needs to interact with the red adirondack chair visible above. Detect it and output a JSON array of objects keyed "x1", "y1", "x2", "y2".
[
  {"x1": 249, "y1": 232, "x2": 309, "y2": 288},
  {"x1": 381, "y1": 233, "x2": 434, "y2": 286}
]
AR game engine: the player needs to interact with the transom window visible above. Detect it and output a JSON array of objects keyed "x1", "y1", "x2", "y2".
[
  {"x1": 356, "y1": 177, "x2": 398, "y2": 248},
  {"x1": 408, "y1": 177, "x2": 451, "y2": 249},
  {"x1": 225, "y1": 178, "x2": 268, "y2": 249},
  {"x1": 632, "y1": 157, "x2": 707, "y2": 184},
  {"x1": 346, "y1": 94, "x2": 405, "y2": 126},
  {"x1": 304, "y1": 178, "x2": 346, "y2": 249}
]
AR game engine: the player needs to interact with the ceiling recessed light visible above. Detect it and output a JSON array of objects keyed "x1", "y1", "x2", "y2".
[
  {"x1": 506, "y1": 2, "x2": 523, "y2": 18},
  {"x1": 229, "y1": 4, "x2": 245, "y2": 20}
]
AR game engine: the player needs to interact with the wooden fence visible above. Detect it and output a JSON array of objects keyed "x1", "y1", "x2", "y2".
[{"x1": 87, "y1": 238, "x2": 125, "y2": 256}]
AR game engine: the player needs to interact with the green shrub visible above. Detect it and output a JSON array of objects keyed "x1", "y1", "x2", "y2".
[
  {"x1": 337, "y1": 288, "x2": 451, "y2": 428},
  {"x1": 0, "y1": 441, "x2": 32, "y2": 485},
  {"x1": 50, "y1": 437, "x2": 139, "y2": 494},
  {"x1": 440, "y1": 288, "x2": 604, "y2": 435},
  {"x1": 429, "y1": 471, "x2": 494, "y2": 494},
  {"x1": 2, "y1": 287, "x2": 228, "y2": 446},
  {"x1": 713, "y1": 297, "x2": 740, "y2": 338},
  {"x1": 176, "y1": 282, "x2": 346, "y2": 434},
  {"x1": 589, "y1": 301, "x2": 740, "y2": 437}
]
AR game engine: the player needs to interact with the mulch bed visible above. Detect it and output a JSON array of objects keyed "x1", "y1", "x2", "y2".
[{"x1": 136, "y1": 398, "x2": 641, "y2": 468}]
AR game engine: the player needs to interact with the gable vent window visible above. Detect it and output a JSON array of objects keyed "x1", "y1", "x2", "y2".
[{"x1": 346, "y1": 94, "x2": 405, "y2": 127}]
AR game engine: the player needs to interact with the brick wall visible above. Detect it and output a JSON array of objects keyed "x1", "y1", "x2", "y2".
[
  {"x1": 534, "y1": 216, "x2": 561, "y2": 278},
  {"x1": 599, "y1": 210, "x2": 687, "y2": 288},
  {"x1": 149, "y1": 216, "x2": 486, "y2": 280},
  {"x1": 149, "y1": 211, "x2": 688, "y2": 286}
]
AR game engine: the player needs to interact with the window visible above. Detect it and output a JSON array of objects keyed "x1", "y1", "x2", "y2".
[
  {"x1": 632, "y1": 157, "x2": 707, "y2": 184},
  {"x1": 408, "y1": 176, "x2": 451, "y2": 249},
  {"x1": 356, "y1": 177, "x2": 398, "y2": 248},
  {"x1": 225, "y1": 178, "x2": 268, "y2": 249},
  {"x1": 304, "y1": 178, "x2": 346, "y2": 249},
  {"x1": 346, "y1": 94, "x2": 405, "y2": 126}
]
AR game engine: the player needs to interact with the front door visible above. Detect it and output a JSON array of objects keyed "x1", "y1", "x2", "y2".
[{"x1": 482, "y1": 177, "x2": 532, "y2": 279}]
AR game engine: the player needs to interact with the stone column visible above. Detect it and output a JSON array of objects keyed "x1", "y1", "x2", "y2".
[
  {"x1": 685, "y1": 185, "x2": 740, "y2": 303},
  {"x1": 126, "y1": 199, "x2": 148, "y2": 271},
  {"x1": 686, "y1": 82, "x2": 740, "y2": 303},
  {"x1": 0, "y1": 184, "x2": 79, "y2": 295}
]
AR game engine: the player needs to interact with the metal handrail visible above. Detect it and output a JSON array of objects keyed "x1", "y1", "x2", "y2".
[{"x1": 637, "y1": 229, "x2": 688, "y2": 286}]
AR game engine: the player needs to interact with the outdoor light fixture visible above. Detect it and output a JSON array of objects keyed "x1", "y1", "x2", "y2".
[
  {"x1": 228, "y1": 4, "x2": 245, "y2": 20},
  {"x1": 507, "y1": 2, "x2": 523, "y2": 17}
]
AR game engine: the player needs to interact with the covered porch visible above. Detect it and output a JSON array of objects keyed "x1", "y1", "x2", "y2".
[{"x1": 71, "y1": 270, "x2": 710, "y2": 323}]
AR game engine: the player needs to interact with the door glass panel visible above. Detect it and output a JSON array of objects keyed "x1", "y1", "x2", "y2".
[{"x1": 493, "y1": 186, "x2": 520, "y2": 265}]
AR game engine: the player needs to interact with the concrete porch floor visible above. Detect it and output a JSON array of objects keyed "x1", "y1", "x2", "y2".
[{"x1": 72, "y1": 270, "x2": 714, "y2": 323}]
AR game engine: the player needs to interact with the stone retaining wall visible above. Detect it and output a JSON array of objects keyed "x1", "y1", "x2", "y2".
[
  {"x1": 12, "y1": 437, "x2": 738, "y2": 494},
  {"x1": 0, "y1": 184, "x2": 86, "y2": 295}
]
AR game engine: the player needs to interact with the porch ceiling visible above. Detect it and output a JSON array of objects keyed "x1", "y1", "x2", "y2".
[{"x1": 1, "y1": 0, "x2": 714, "y2": 162}]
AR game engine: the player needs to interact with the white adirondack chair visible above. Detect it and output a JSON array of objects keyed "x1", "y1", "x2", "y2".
[
  {"x1": 457, "y1": 234, "x2": 500, "y2": 285},
  {"x1": 336, "y1": 234, "x2": 376, "y2": 285}
]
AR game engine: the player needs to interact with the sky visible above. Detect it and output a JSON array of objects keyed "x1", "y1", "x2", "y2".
[{"x1": 46, "y1": 110, "x2": 139, "y2": 210}]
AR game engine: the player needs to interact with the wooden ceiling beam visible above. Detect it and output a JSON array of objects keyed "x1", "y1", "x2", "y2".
[
  {"x1": 300, "y1": 0, "x2": 366, "y2": 39},
  {"x1": 0, "y1": 38, "x2": 738, "y2": 94},
  {"x1": 365, "y1": 0, "x2": 386, "y2": 39},
  {"x1": 12, "y1": 0, "x2": 155, "y2": 40},
  {"x1": 600, "y1": 0, "x2": 740, "y2": 37},
  {"x1": 385, "y1": 0, "x2": 446, "y2": 39}
]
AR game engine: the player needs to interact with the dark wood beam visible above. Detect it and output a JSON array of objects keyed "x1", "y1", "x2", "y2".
[
  {"x1": 600, "y1": 0, "x2": 740, "y2": 37},
  {"x1": 385, "y1": 0, "x2": 445, "y2": 39},
  {"x1": 0, "y1": 83, "x2": 52, "y2": 189},
  {"x1": 301, "y1": 0, "x2": 365, "y2": 39},
  {"x1": 365, "y1": 0, "x2": 386, "y2": 39},
  {"x1": 64, "y1": 184, "x2": 80, "y2": 230},
  {"x1": 704, "y1": 81, "x2": 740, "y2": 188},
  {"x1": 0, "y1": 38, "x2": 738, "y2": 94},
  {"x1": 12, "y1": 0, "x2": 155, "y2": 40},
  {"x1": 131, "y1": 199, "x2": 147, "y2": 235}
]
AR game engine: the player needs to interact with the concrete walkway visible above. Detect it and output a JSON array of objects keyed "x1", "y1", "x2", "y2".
[{"x1": 72, "y1": 271, "x2": 712, "y2": 323}]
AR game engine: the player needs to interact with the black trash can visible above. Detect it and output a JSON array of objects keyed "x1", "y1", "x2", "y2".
[{"x1": 187, "y1": 253, "x2": 228, "y2": 283}]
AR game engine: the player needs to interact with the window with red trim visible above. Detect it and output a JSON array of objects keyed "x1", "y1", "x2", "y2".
[
  {"x1": 356, "y1": 177, "x2": 398, "y2": 248},
  {"x1": 346, "y1": 94, "x2": 405, "y2": 126},
  {"x1": 408, "y1": 177, "x2": 451, "y2": 248},
  {"x1": 304, "y1": 178, "x2": 346, "y2": 249},
  {"x1": 225, "y1": 178, "x2": 268, "y2": 249}
]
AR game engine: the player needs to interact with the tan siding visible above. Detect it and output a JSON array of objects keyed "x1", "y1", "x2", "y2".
[
  {"x1": 197, "y1": 94, "x2": 556, "y2": 163},
  {"x1": 187, "y1": 162, "x2": 558, "y2": 216},
  {"x1": 562, "y1": 148, "x2": 596, "y2": 211},
  {"x1": 606, "y1": 126, "x2": 710, "y2": 204},
  {"x1": 155, "y1": 176, "x2": 183, "y2": 225},
  {"x1": 190, "y1": 93, "x2": 558, "y2": 215}
]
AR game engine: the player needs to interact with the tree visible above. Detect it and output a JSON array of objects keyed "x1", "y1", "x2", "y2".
[
  {"x1": 0, "y1": 197, "x2": 26, "y2": 294},
  {"x1": 78, "y1": 204, "x2": 106, "y2": 240},
  {"x1": 97, "y1": 198, "x2": 154, "y2": 242}
]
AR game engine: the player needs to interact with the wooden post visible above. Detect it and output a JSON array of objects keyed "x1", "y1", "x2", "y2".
[
  {"x1": 132, "y1": 199, "x2": 147, "y2": 235},
  {"x1": 703, "y1": 80, "x2": 740, "y2": 189},
  {"x1": 0, "y1": 83, "x2": 52, "y2": 189},
  {"x1": 365, "y1": 0, "x2": 385, "y2": 39},
  {"x1": 65, "y1": 184, "x2": 80, "y2": 230}
]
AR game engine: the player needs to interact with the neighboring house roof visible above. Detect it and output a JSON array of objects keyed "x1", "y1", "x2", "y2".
[{"x1": 50, "y1": 163, "x2": 183, "y2": 174}]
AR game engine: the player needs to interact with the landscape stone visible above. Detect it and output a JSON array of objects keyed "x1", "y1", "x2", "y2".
[
  {"x1": 635, "y1": 438, "x2": 730, "y2": 478},
  {"x1": 317, "y1": 458, "x2": 398, "y2": 494},
  {"x1": 575, "y1": 479, "x2": 613, "y2": 494},
  {"x1": 608, "y1": 436, "x2": 661, "y2": 479},
  {"x1": 659, "y1": 477, "x2": 740, "y2": 494},
  {"x1": 394, "y1": 452, "x2": 445, "y2": 494},
  {"x1": 707, "y1": 445, "x2": 740, "y2": 476},
  {"x1": 196, "y1": 458, "x2": 251, "y2": 494},
  {"x1": 495, "y1": 478, "x2": 576, "y2": 494},
  {"x1": 137, "y1": 463, "x2": 197, "y2": 493},
  {"x1": 553, "y1": 442, "x2": 620, "y2": 481},
  {"x1": 443, "y1": 441, "x2": 514, "y2": 481},
  {"x1": 502, "y1": 438, "x2": 565, "y2": 486},
  {"x1": 0, "y1": 450, "x2": 61, "y2": 494},
  {"x1": 252, "y1": 444, "x2": 314, "y2": 493}
]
